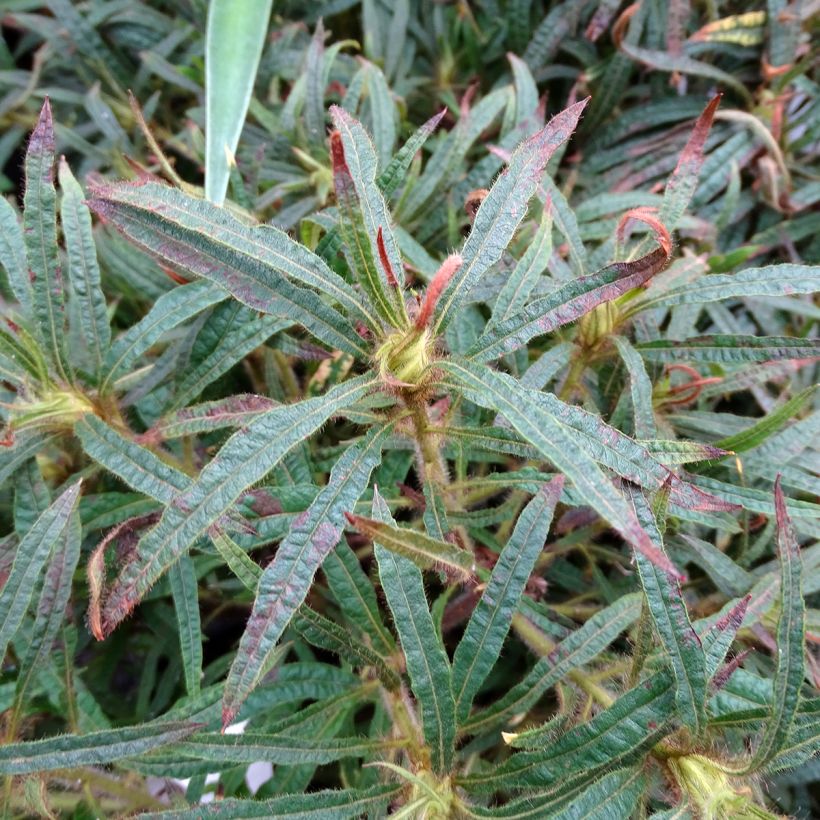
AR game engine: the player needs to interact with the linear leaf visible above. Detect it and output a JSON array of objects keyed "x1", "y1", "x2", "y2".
[
  {"x1": 0, "y1": 482, "x2": 81, "y2": 659},
  {"x1": 437, "y1": 360, "x2": 682, "y2": 577},
  {"x1": 347, "y1": 515, "x2": 475, "y2": 580},
  {"x1": 151, "y1": 395, "x2": 278, "y2": 440},
  {"x1": 322, "y1": 540, "x2": 396, "y2": 656},
  {"x1": 0, "y1": 721, "x2": 199, "y2": 775},
  {"x1": 13, "y1": 504, "x2": 81, "y2": 707},
  {"x1": 87, "y1": 182, "x2": 374, "y2": 352},
  {"x1": 0, "y1": 195, "x2": 31, "y2": 310},
  {"x1": 637, "y1": 263, "x2": 820, "y2": 312},
  {"x1": 204, "y1": 0, "x2": 273, "y2": 205},
  {"x1": 463, "y1": 594, "x2": 641, "y2": 734},
  {"x1": 613, "y1": 336, "x2": 656, "y2": 439},
  {"x1": 24, "y1": 99, "x2": 68, "y2": 379},
  {"x1": 168, "y1": 554, "x2": 203, "y2": 697},
  {"x1": 76, "y1": 415, "x2": 190, "y2": 504},
  {"x1": 139, "y1": 784, "x2": 402, "y2": 819},
  {"x1": 222, "y1": 424, "x2": 390, "y2": 727},
  {"x1": 469, "y1": 248, "x2": 668, "y2": 361},
  {"x1": 463, "y1": 671, "x2": 673, "y2": 793},
  {"x1": 635, "y1": 335, "x2": 820, "y2": 364},
  {"x1": 101, "y1": 376, "x2": 375, "y2": 638},
  {"x1": 453, "y1": 477, "x2": 563, "y2": 723},
  {"x1": 551, "y1": 766, "x2": 646, "y2": 820},
  {"x1": 491, "y1": 209, "x2": 553, "y2": 325},
  {"x1": 626, "y1": 486, "x2": 707, "y2": 736},
  {"x1": 58, "y1": 159, "x2": 110, "y2": 378},
  {"x1": 373, "y1": 489, "x2": 456, "y2": 774},
  {"x1": 102, "y1": 279, "x2": 227, "y2": 391},
  {"x1": 379, "y1": 110, "x2": 445, "y2": 201},
  {"x1": 748, "y1": 476, "x2": 805, "y2": 771},
  {"x1": 433, "y1": 99, "x2": 589, "y2": 334}
]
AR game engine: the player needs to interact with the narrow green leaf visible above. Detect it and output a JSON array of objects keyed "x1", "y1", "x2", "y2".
[
  {"x1": 463, "y1": 594, "x2": 641, "y2": 734},
  {"x1": 0, "y1": 482, "x2": 81, "y2": 659},
  {"x1": 748, "y1": 476, "x2": 805, "y2": 771},
  {"x1": 636, "y1": 263, "x2": 820, "y2": 312},
  {"x1": 101, "y1": 376, "x2": 375, "y2": 638},
  {"x1": 373, "y1": 489, "x2": 456, "y2": 774},
  {"x1": 13, "y1": 504, "x2": 81, "y2": 708},
  {"x1": 222, "y1": 423, "x2": 390, "y2": 727},
  {"x1": 87, "y1": 182, "x2": 374, "y2": 353},
  {"x1": 102, "y1": 280, "x2": 227, "y2": 392},
  {"x1": 626, "y1": 486, "x2": 707, "y2": 736},
  {"x1": 329, "y1": 108, "x2": 406, "y2": 327},
  {"x1": 24, "y1": 99, "x2": 68, "y2": 379},
  {"x1": 491, "y1": 209, "x2": 553, "y2": 326},
  {"x1": 75, "y1": 415, "x2": 189, "y2": 504},
  {"x1": 636, "y1": 335, "x2": 819, "y2": 364},
  {"x1": 348, "y1": 515, "x2": 475, "y2": 580},
  {"x1": 550, "y1": 766, "x2": 646, "y2": 820},
  {"x1": 378, "y1": 110, "x2": 445, "y2": 201},
  {"x1": 58, "y1": 159, "x2": 110, "y2": 378},
  {"x1": 210, "y1": 531, "x2": 262, "y2": 593},
  {"x1": 0, "y1": 721, "x2": 199, "y2": 775},
  {"x1": 168, "y1": 555, "x2": 203, "y2": 697},
  {"x1": 322, "y1": 540, "x2": 396, "y2": 657},
  {"x1": 433, "y1": 99, "x2": 589, "y2": 334},
  {"x1": 204, "y1": 0, "x2": 274, "y2": 205},
  {"x1": 139, "y1": 784, "x2": 402, "y2": 819},
  {"x1": 469, "y1": 248, "x2": 668, "y2": 362},
  {"x1": 453, "y1": 477, "x2": 563, "y2": 723},
  {"x1": 0, "y1": 196, "x2": 30, "y2": 310},
  {"x1": 613, "y1": 336, "x2": 657, "y2": 439},
  {"x1": 437, "y1": 359, "x2": 682, "y2": 578},
  {"x1": 462, "y1": 671, "x2": 673, "y2": 793}
]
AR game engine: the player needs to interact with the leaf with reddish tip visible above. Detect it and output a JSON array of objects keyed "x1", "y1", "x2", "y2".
[
  {"x1": 222, "y1": 424, "x2": 391, "y2": 728},
  {"x1": 433, "y1": 99, "x2": 589, "y2": 334},
  {"x1": 702, "y1": 594, "x2": 752, "y2": 678},
  {"x1": 437, "y1": 359, "x2": 683, "y2": 580},
  {"x1": 747, "y1": 476, "x2": 805, "y2": 771},
  {"x1": 416, "y1": 254, "x2": 463, "y2": 329},
  {"x1": 86, "y1": 181, "x2": 373, "y2": 356},
  {"x1": 625, "y1": 485, "x2": 707, "y2": 736},
  {"x1": 468, "y1": 247, "x2": 669, "y2": 362},
  {"x1": 660, "y1": 94, "x2": 721, "y2": 231},
  {"x1": 24, "y1": 99, "x2": 69, "y2": 379},
  {"x1": 100, "y1": 376, "x2": 375, "y2": 637}
]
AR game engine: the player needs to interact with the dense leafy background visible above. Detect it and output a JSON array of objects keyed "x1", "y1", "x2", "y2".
[{"x1": 0, "y1": 1, "x2": 818, "y2": 818}]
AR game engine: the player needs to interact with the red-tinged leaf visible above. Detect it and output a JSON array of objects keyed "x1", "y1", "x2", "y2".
[
  {"x1": 617, "y1": 207, "x2": 672, "y2": 258},
  {"x1": 376, "y1": 226, "x2": 398, "y2": 287},
  {"x1": 660, "y1": 94, "x2": 721, "y2": 230},
  {"x1": 416, "y1": 254, "x2": 463, "y2": 329}
]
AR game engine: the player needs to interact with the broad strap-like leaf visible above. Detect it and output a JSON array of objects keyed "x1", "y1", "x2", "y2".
[
  {"x1": 747, "y1": 476, "x2": 805, "y2": 771},
  {"x1": 433, "y1": 99, "x2": 589, "y2": 334},
  {"x1": 453, "y1": 477, "x2": 563, "y2": 723},
  {"x1": 437, "y1": 359, "x2": 681, "y2": 578},
  {"x1": 626, "y1": 486, "x2": 707, "y2": 736},
  {"x1": 635, "y1": 335, "x2": 820, "y2": 364},
  {"x1": 469, "y1": 247, "x2": 668, "y2": 361},
  {"x1": 463, "y1": 593, "x2": 641, "y2": 734},
  {"x1": 0, "y1": 482, "x2": 81, "y2": 659},
  {"x1": 100, "y1": 376, "x2": 376, "y2": 638},
  {"x1": 24, "y1": 99, "x2": 69, "y2": 379},
  {"x1": 0, "y1": 721, "x2": 199, "y2": 775},
  {"x1": 58, "y1": 159, "x2": 110, "y2": 379},
  {"x1": 550, "y1": 766, "x2": 646, "y2": 820},
  {"x1": 87, "y1": 181, "x2": 374, "y2": 353},
  {"x1": 222, "y1": 424, "x2": 391, "y2": 727},
  {"x1": 373, "y1": 489, "x2": 456, "y2": 774},
  {"x1": 204, "y1": 0, "x2": 273, "y2": 205},
  {"x1": 102, "y1": 279, "x2": 228, "y2": 392},
  {"x1": 138, "y1": 784, "x2": 402, "y2": 819},
  {"x1": 347, "y1": 514, "x2": 475, "y2": 580}
]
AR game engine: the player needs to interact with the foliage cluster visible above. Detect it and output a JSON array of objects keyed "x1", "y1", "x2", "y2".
[{"x1": 0, "y1": 1, "x2": 818, "y2": 817}]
